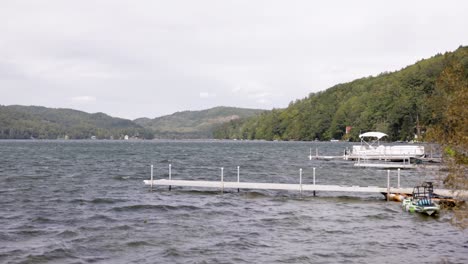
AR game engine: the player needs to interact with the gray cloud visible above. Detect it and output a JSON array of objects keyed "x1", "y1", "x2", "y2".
[{"x1": 1, "y1": 0, "x2": 467, "y2": 119}]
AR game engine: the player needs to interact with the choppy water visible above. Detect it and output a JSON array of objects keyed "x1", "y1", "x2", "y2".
[{"x1": 0, "y1": 140, "x2": 466, "y2": 263}]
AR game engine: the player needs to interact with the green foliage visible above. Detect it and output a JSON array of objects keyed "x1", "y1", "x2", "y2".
[
  {"x1": 426, "y1": 48, "x2": 468, "y2": 195},
  {"x1": 135, "y1": 106, "x2": 265, "y2": 139},
  {"x1": 214, "y1": 46, "x2": 467, "y2": 142},
  {"x1": 0, "y1": 105, "x2": 154, "y2": 140}
]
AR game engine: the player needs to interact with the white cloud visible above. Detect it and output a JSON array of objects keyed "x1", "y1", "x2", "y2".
[
  {"x1": 71, "y1": 96, "x2": 97, "y2": 103},
  {"x1": 0, "y1": 0, "x2": 467, "y2": 119},
  {"x1": 199, "y1": 92, "x2": 216, "y2": 99}
]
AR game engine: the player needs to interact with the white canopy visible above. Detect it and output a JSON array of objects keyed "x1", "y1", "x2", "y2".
[{"x1": 359, "y1": 132, "x2": 388, "y2": 140}]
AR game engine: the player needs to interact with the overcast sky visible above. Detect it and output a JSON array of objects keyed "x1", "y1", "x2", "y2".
[{"x1": 1, "y1": 0, "x2": 467, "y2": 119}]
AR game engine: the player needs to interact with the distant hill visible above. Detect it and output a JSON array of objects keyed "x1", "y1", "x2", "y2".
[
  {"x1": 134, "y1": 106, "x2": 265, "y2": 139},
  {"x1": 214, "y1": 46, "x2": 468, "y2": 141},
  {"x1": 0, "y1": 105, "x2": 152, "y2": 139}
]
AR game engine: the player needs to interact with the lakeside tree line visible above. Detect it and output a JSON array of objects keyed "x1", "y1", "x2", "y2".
[
  {"x1": 0, "y1": 106, "x2": 154, "y2": 140},
  {"x1": 214, "y1": 46, "x2": 467, "y2": 142}
]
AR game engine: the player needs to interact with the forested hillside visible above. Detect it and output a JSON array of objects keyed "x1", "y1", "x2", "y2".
[
  {"x1": 214, "y1": 46, "x2": 468, "y2": 141},
  {"x1": 0, "y1": 106, "x2": 154, "y2": 139},
  {"x1": 135, "y1": 106, "x2": 265, "y2": 139}
]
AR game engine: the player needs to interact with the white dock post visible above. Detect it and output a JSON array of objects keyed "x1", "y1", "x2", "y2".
[
  {"x1": 313, "y1": 167, "x2": 316, "y2": 185},
  {"x1": 397, "y1": 168, "x2": 400, "y2": 189},
  {"x1": 299, "y1": 168, "x2": 303, "y2": 194},
  {"x1": 237, "y1": 166, "x2": 240, "y2": 192},
  {"x1": 168, "y1": 164, "x2": 172, "y2": 191},
  {"x1": 387, "y1": 170, "x2": 390, "y2": 202},
  {"x1": 309, "y1": 148, "x2": 312, "y2": 161},
  {"x1": 221, "y1": 167, "x2": 224, "y2": 193},
  {"x1": 150, "y1": 164, "x2": 154, "y2": 191},
  {"x1": 169, "y1": 164, "x2": 172, "y2": 180},
  {"x1": 313, "y1": 167, "x2": 316, "y2": 196}
]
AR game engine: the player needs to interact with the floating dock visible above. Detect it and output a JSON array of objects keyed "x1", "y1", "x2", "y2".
[
  {"x1": 146, "y1": 179, "x2": 399, "y2": 193},
  {"x1": 144, "y1": 165, "x2": 467, "y2": 199},
  {"x1": 144, "y1": 179, "x2": 464, "y2": 198},
  {"x1": 353, "y1": 163, "x2": 416, "y2": 169}
]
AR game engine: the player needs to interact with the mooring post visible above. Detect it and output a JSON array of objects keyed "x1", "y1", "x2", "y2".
[
  {"x1": 313, "y1": 167, "x2": 316, "y2": 197},
  {"x1": 169, "y1": 164, "x2": 172, "y2": 180},
  {"x1": 387, "y1": 170, "x2": 390, "y2": 202},
  {"x1": 299, "y1": 168, "x2": 303, "y2": 194},
  {"x1": 150, "y1": 164, "x2": 154, "y2": 191},
  {"x1": 313, "y1": 167, "x2": 316, "y2": 185},
  {"x1": 168, "y1": 164, "x2": 172, "y2": 191},
  {"x1": 237, "y1": 166, "x2": 240, "y2": 193},
  {"x1": 221, "y1": 167, "x2": 224, "y2": 193},
  {"x1": 397, "y1": 168, "x2": 400, "y2": 189},
  {"x1": 309, "y1": 148, "x2": 312, "y2": 161}
]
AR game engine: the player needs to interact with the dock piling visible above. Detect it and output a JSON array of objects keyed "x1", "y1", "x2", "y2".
[
  {"x1": 387, "y1": 170, "x2": 390, "y2": 202},
  {"x1": 169, "y1": 164, "x2": 172, "y2": 191},
  {"x1": 313, "y1": 167, "x2": 316, "y2": 196},
  {"x1": 313, "y1": 168, "x2": 316, "y2": 185},
  {"x1": 299, "y1": 168, "x2": 303, "y2": 194},
  {"x1": 150, "y1": 164, "x2": 154, "y2": 191},
  {"x1": 237, "y1": 166, "x2": 240, "y2": 192},
  {"x1": 397, "y1": 168, "x2": 400, "y2": 189},
  {"x1": 221, "y1": 167, "x2": 224, "y2": 193}
]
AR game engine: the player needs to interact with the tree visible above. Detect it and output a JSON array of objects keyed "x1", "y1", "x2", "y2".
[{"x1": 426, "y1": 57, "x2": 468, "y2": 229}]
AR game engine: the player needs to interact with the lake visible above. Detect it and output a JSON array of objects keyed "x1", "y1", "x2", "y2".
[{"x1": 0, "y1": 140, "x2": 466, "y2": 263}]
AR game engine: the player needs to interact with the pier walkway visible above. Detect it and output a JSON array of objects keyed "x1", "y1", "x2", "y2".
[
  {"x1": 143, "y1": 165, "x2": 466, "y2": 199},
  {"x1": 144, "y1": 179, "x2": 463, "y2": 198}
]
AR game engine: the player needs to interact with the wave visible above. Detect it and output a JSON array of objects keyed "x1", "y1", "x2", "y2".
[
  {"x1": 56, "y1": 230, "x2": 79, "y2": 239},
  {"x1": 70, "y1": 197, "x2": 126, "y2": 205},
  {"x1": 23, "y1": 248, "x2": 78, "y2": 263},
  {"x1": 126, "y1": 241, "x2": 154, "y2": 247},
  {"x1": 90, "y1": 197, "x2": 126, "y2": 204},
  {"x1": 86, "y1": 214, "x2": 117, "y2": 222},
  {"x1": 32, "y1": 216, "x2": 54, "y2": 224},
  {"x1": 110, "y1": 204, "x2": 201, "y2": 212},
  {"x1": 162, "y1": 247, "x2": 182, "y2": 258},
  {"x1": 112, "y1": 175, "x2": 131, "y2": 181},
  {"x1": 242, "y1": 191, "x2": 269, "y2": 199}
]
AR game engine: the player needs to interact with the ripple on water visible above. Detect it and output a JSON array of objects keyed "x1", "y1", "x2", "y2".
[
  {"x1": 162, "y1": 247, "x2": 182, "y2": 258},
  {"x1": 89, "y1": 197, "x2": 126, "y2": 204},
  {"x1": 86, "y1": 214, "x2": 117, "y2": 223},
  {"x1": 22, "y1": 248, "x2": 78, "y2": 264},
  {"x1": 57, "y1": 230, "x2": 78, "y2": 239},
  {"x1": 1, "y1": 141, "x2": 466, "y2": 264},
  {"x1": 126, "y1": 241, "x2": 154, "y2": 247},
  {"x1": 110, "y1": 204, "x2": 201, "y2": 212}
]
